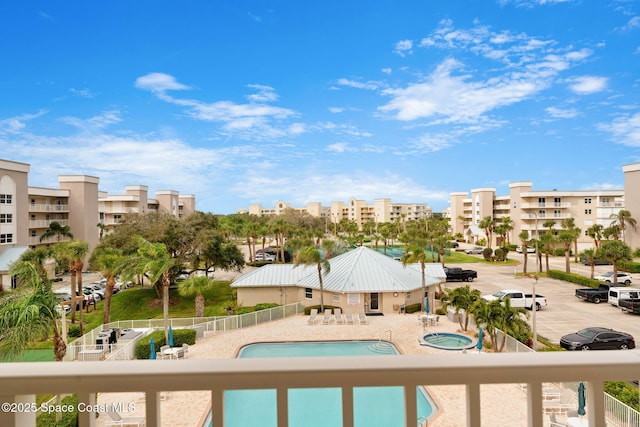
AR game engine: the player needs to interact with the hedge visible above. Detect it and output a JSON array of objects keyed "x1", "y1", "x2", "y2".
[
  {"x1": 547, "y1": 270, "x2": 601, "y2": 288},
  {"x1": 404, "y1": 303, "x2": 422, "y2": 314},
  {"x1": 303, "y1": 305, "x2": 341, "y2": 315},
  {"x1": 621, "y1": 261, "x2": 640, "y2": 273},
  {"x1": 37, "y1": 394, "x2": 79, "y2": 426},
  {"x1": 135, "y1": 328, "x2": 197, "y2": 359}
]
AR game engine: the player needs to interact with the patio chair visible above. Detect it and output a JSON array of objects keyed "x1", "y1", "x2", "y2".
[
  {"x1": 182, "y1": 343, "x2": 189, "y2": 358},
  {"x1": 548, "y1": 411, "x2": 566, "y2": 427},
  {"x1": 344, "y1": 308, "x2": 354, "y2": 324},
  {"x1": 358, "y1": 310, "x2": 368, "y2": 325},
  {"x1": 322, "y1": 309, "x2": 333, "y2": 324},
  {"x1": 105, "y1": 409, "x2": 146, "y2": 426},
  {"x1": 334, "y1": 308, "x2": 345, "y2": 324},
  {"x1": 307, "y1": 308, "x2": 318, "y2": 325}
]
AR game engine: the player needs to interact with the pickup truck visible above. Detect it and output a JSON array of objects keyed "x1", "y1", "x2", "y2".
[
  {"x1": 444, "y1": 267, "x2": 477, "y2": 282},
  {"x1": 575, "y1": 283, "x2": 626, "y2": 304},
  {"x1": 482, "y1": 289, "x2": 547, "y2": 311},
  {"x1": 619, "y1": 298, "x2": 640, "y2": 314}
]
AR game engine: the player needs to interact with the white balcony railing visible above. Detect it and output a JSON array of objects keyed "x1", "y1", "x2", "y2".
[
  {"x1": 28, "y1": 204, "x2": 68, "y2": 212},
  {"x1": 28, "y1": 219, "x2": 68, "y2": 228},
  {"x1": 1, "y1": 351, "x2": 639, "y2": 427}
]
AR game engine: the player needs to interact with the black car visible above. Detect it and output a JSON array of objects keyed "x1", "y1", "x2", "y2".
[{"x1": 560, "y1": 327, "x2": 635, "y2": 351}]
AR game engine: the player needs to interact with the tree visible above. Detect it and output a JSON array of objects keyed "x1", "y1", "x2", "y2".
[
  {"x1": 471, "y1": 297, "x2": 530, "y2": 352},
  {"x1": 89, "y1": 246, "x2": 130, "y2": 324},
  {"x1": 135, "y1": 237, "x2": 175, "y2": 343},
  {"x1": 610, "y1": 210, "x2": 637, "y2": 244},
  {"x1": 40, "y1": 221, "x2": 73, "y2": 243},
  {"x1": 178, "y1": 276, "x2": 215, "y2": 318},
  {"x1": 518, "y1": 231, "x2": 530, "y2": 276},
  {"x1": 0, "y1": 261, "x2": 66, "y2": 361},
  {"x1": 561, "y1": 217, "x2": 581, "y2": 264},
  {"x1": 295, "y1": 246, "x2": 330, "y2": 312},
  {"x1": 402, "y1": 242, "x2": 431, "y2": 313},
  {"x1": 580, "y1": 248, "x2": 597, "y2": 279},
  {"x1": 558, "y1": 230, "x2": 577, "y2": 274},
  {"x1": 586, "y1": 224, "x2": 604, "y2": 248},
  {"x1": 440, "y1": 285, "x2": 481, "y2": 331},
  {"x1": 597, "y1": 240, "x2": 632, "y2": 282},
  {"x1": 53, "y1": 241, "x2": 89, "y2": 333},
  {"x1": 478, "y1": 216, "x2": 495, "y2": 249}
]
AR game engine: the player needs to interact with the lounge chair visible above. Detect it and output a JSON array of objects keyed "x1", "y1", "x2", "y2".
[
  {"x1": 344, "y1": 308, "x2": 354, "y2": 324},
  {"x1": 105, "y1": 409, "x2": 146, "y2": 426},
  {"x1": 548, "y1": 411, "x2": 566, "y2": 427},
  {"x1": 358, "y1": 310, "x2": 368, "y2": 325},
  {"x1": 307, "y1": 308, "x2": 318, "y2": 325},
  {"x1": 322, "y1": 309, "x2": 333, "y2": 324},
  {"x1": 334, "y1": 308, "x2": 345, "y2": 324}
]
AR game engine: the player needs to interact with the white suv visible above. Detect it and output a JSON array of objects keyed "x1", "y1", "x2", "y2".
[{"x1": 594, "y1": 272, "x2": 632, "y2": 285}]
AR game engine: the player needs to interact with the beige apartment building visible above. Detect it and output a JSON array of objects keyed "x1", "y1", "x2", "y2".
[
  {"x1": 0, "y1": 158, "x2": 195, "y2": 290},
  {"x1": 449, "y1": 180, "x2": 627, "y2": 251},
  {"x1": 241, "y1": 198, "x2": 432, "y2": 229}
]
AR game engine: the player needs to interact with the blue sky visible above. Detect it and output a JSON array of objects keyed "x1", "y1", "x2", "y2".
[{"x1": 1, "y1": 1, "x2": 639, "y2": 215}]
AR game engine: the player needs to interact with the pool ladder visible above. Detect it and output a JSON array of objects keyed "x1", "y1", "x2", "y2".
[{"x1": 368, "y1": 330, "x2": 394, "y2": 354}]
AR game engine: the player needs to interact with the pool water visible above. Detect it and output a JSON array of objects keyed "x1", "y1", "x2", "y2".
[
  {"x1": 421, "y1": 332, "x2": 475, "y2": 350},
  {"x1": 209, "y1": 341, "x2": 435, "y2": 427}
]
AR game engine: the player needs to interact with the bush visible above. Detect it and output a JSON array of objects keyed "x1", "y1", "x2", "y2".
[
  {"x1": 255, "y1": 303, "x2": 279, "y2": 311},
  {"x1": 547, "y1": 270, "x2": 600, "y2": 287},
  {"x1": 37, "y1": 394, "x2": 78, "y2": 426},
  {"x1": 135, "y1": 328, "x2": 197, "y2": 359},
  {"x1": 303, "y1": 305, "x2": 340, "y2": 315},
  {"x1": 67, "y1": 324, "x2": 82, "y2": 338},
  {"x1": 482, "y1": 247, "x2": 493, "y2": 261},
  {"x1": 621, "y1": 261, "x2": 640, "y2": 273},
  {"x1": 605, "y1": 382, "x2": 640, "y2": 411},
  {"x1": 404, "y1": 303, "x2": 422, "y2": 314}
]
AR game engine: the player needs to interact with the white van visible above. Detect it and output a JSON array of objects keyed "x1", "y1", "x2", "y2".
[{"x1": 608, "y1": 287, "x2": 640, "y2": 307}]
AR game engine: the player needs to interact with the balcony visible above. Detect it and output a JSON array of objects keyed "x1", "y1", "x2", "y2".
[
  {"x1": 28, "y1": 204, "x2": 68, "y2": 213},
  {"x1": 29, "y1": 219, "x2": 68, "y2": 229},
  {"x1": 1, "y1": 351, "x2": 638, "y2": 426}
]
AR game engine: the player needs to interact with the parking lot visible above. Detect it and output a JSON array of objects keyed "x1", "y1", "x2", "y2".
[{"x1": 443, "y1": 253, "x2": 640, "y2": 346}]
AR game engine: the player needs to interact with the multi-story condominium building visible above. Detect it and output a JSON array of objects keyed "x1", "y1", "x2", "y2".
[
  {"x1": 0, "y1": 158, "x2": 195, "y2": 290},
  {"x1": 240, "y1": 198, "x2": 433, "y2": 229},
  {"x1": 449, "y1": 181, "x2": 626, "y2": 251}
]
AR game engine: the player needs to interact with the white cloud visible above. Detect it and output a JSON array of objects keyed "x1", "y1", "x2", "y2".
[
  {"x1": 135, "y1": 73, "x2": 190, "y2": 93},
  {"x1": 246, "y1": 84, "x2": 278, "y2": 102},
  {"x1": 618, "y1": 16, "x2": 640, "y2": 31},
  {"x1": 335, "y1": 78, "x2": 382, "y2": 91},
  {"x1": 598, "y1": 112, "x2": 640, "y2": 147},
  {"x1": 498, "y1": 0, "x2": 574, "y2": 7},
  {"x1": 326, "y1": 142, "x2": 350, "y2": 152},
  {"x1": 70, "y1": 88, "x2": 95, "y2": 98},
  {"x1": 546, "y1": 106, "x2": 579, "y2": 118},
  {"x1": 329, "y1": 107, "x2": 344, "y2": 113},
  {"x1": 381, "y1": 68, "x2": 392, "y2": 75},
  {"x1": 568, "y1": 76, "x2": 608, "y2": 94},
  {"x1": 394, "y1": 39, "x2": 413, "y2": 56},
  {"x1": 0, "y1": 111, "x2": 46, "y2": 134}
]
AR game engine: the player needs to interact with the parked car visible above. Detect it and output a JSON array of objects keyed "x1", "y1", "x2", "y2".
[
  {"x1": 85, "y1": 284, "x2": 105, "y2": 299},
  {"x1": 575, "y1": 283, "x2": 624, "y2": 304},
  {"x1": 444, "y1": 267, "x2": 477, "y2": 282},
  {"x1": 255, "y1": 252, "x2": 276, "y2": 262},
  {"x1": 464, "y1": 246, "x2": 484, "y2": 255},
  {"x1": 482, "y1": 289, "x2": 547, "y2": 311},
  {"x1": 515, "y1": 246, "x2": 536, "y2": 253},
  {"x1": 594, "y1": 272, "x2": 632, "y2": 285},
  {"x1": 560, "y1": 327, "x2": 635, "y2": 351},
  {"x1": 448, "y1": 241, "x2": 459, "y2": 248},
  {"x1": 581, "y1": 257, "x2": 611, "y2": 266}
]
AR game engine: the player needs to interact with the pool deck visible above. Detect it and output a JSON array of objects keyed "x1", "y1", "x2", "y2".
[{"x1": 94, "y1": 311, "x2": 536, "y2": 427}]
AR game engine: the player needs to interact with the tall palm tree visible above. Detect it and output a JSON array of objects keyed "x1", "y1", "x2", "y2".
[
  {"x1": 90, "y1": 246, "x2": 129, "y2": 324},
  {"x1": 518, "y1": 231, "x2": 529, "y2": 276},
  {"x1": 40, "y1": 221, "x2": 73, "y2": 243},
  {"x1": 478, "y1": 216, "x2": 495, "y2": 248},
  {"x1": 295, "y1": 246, "x2": 330, "y2": 312},
  {"x1": 402, "y1": 243, "x2": 431, "y2": 313},
  {"x1": 54, "y1": 241, "x2": 89, "y2": 334},
  {"x1": 135, "y1": 237, "x2": 175, "y2": 343},
  {"x1": 440, "y1": 285, "x2": 481, "y2": 331},
  {"x1": 586, "y1": 224, "x2": 604, "y2": 248},
  {"x1": 597, "y1": 240, "x2": 632, "y2": 282},
  {"x1": 610, "y1": 210, "x2": 637, "y2": 244},
  {"x1": 178, "y1": 276, "x2": 214, "y2": 318},
  {"x1": 1, "y1": 261, "x2": 66, "y2": 361},
  {"x1": 580, "y1": 248, "x2": 597, "y2": 279},
  {"x1": 471, "y1": 298, "x2": 529, "y2": 352},
  {"x1": 561, "y1": 217, "x2": 581, "y2": 263}
]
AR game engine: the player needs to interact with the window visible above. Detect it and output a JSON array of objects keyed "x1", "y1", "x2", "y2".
[
  {"x1": 0, "y1": 194, "x2": 12, "y2": 204},
  {"x1": 554, "y1": 210, "x2": 561, "y2": 218},
  {"x1": 538, "y1": 210, "x2": 546, "y2": 218},
  {"x1": 31, "y1": 230, "x2": 36, "y2": 237},
  {"x1": 585, "y1": 209, "x2": 592, "y2": 215},
  {"x1": 332, "y1": 293, "x2": 340, "y2": 302},
  {"x1": 554, "y1": 197, "x2": 561, "y2": 206},
  {"x1": 585, "y1": 198, "x2": 592, "y2": 204},
  {"x1": 406, "y1": 292, "x2": 412, "y2": 300},
  {"x1": 538, "y1": 197, "x2": 546, "y2": 207},
  {"x1": 0, "y1": 214, "x2": 12, "y2": 223},
  {"x1": 0, "y1": 234, "x2": 13, "y2": 244},
  {"x1": 113, "y1": 214, "x2": 122, "y2": 223},
  {"x1": 305, "y1": 288, "x2": 313, "y2": 299}
]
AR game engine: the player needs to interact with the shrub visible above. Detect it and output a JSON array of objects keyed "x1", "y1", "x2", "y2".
[
  {"x1": 621, "y1": 261, "x2": 640, "y2": 273},
  {"x1": 604, "y1": 381, "x2": 640, "y2": 411},
  {"x1": 135, "y1": 328, "x2": 197, "y2": 359},
  {"x1": 67, "y1": 324, "x2": 82, "y2": 338},
  {"x1": 255, "y1": 303, "x2": 279, "y2": 311},
  {"x1": 482, "y1": 247, "x2": 493, "y2": 261},
  {"x1": 37, "y1": 394, "x2": 78, "y2": 426},
  {"x1": 404, "y1": 303, "x2": 422, "y2": 314},
  {"x1": 547, "y1": 270, "x2": 600, "y2": 287},
  {"x1": 303, "y1": 305, "x2": 340, "y2": 315}
]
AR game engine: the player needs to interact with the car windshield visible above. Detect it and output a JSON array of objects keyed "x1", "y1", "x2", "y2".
[
  {"x1": 576, "y1": 328, "x2": 599, "y2": 339},
  {"x1": 493, "y1": 291, "x2": 508, "y2": 298},
  {"x1": 601, "y1": 272, "x2": 614, "y2": 277}
]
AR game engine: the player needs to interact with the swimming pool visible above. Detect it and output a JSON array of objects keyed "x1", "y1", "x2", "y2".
[
  {"x1": 206, "y1": 340, "x2": 436, "y2": 427},
  {"x1": 420, "y1": 332, "x2": 475, "y2": 351}
]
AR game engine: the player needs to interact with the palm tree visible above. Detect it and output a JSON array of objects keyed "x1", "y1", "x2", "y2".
[
  {"x1": 558, "y1": 230, "x2": 576, "y2": 274},
  {"x1": 0, "y1": 261, "x2": 66, "y2": 361},
  {"x1": 295, "y1": 246, "x2": 330, "y2": 312},
  {"x1": 90, "y1": 246, "x2": 129, "y2": 324},
  {"x1": 402, "y1": 243, "x2": 431, "y2": 313},
  {"x1": 40, "y1": 221, "x2": 73, "y2": 243},
  {"x1": 586, "y1": 224, "x2": 604, "y2": 248},
  {"x1": 478, "y1": 216, "x2": 495, "y2": 249},
  {"x1": 471, "y1": 298, "x2": 529, "y2": 352},
  {"x1": 518, "y1": 231, "x2": 530, "y2": 276},
  {"x1": 178, "y1": 276, "x2": 214, "y2": 318},
  {"x1": 135, "y1": 237, "x2": 175, "y2": 343},
  {"x1": 610, "y1": 210, "x2": 637, "y2": 244},
  {"x1": 580, "y1": 248, "x2": 597, "y2": 279},
  {"x1": 597, "y1": 240, "x2": 632, "y2": 282},
  {"x1": 440, "y1": 285, "x2": 481, "y2": 331}
]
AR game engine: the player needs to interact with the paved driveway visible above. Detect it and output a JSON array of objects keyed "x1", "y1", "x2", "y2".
[{"x1": 443, "y1": 256, "x2": 640, "y2": 346}]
